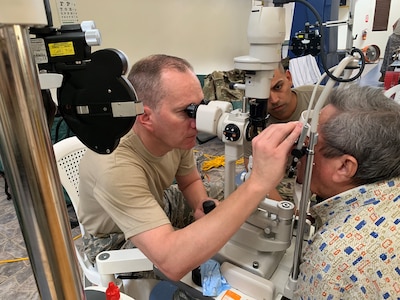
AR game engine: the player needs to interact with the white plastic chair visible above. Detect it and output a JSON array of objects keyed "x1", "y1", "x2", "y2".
[
  {"x1": 384, "y1": 84, "x2": 400, "y2": 103},
  {"x1": 53, "y1": 136, "x2": 101, "y2": 286},
  {"x1": 53, "y1": 136, "x2": 158, "y2": 300}
]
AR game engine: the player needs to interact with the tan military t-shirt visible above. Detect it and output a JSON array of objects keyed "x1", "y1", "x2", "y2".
[{"x1": 78, "y1": 130, "x2": 195, "y2": 240}]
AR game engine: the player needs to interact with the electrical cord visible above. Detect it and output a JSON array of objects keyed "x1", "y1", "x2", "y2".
[
  {"x1": 193, "y1": 149, "x2": 244, "y2": 172},
  {"x1": 201, "y1": 154, "x2": 244, "y2": 171},
  {"x1": 0, "y1": 234, "x2": 82, "y2": 265}
]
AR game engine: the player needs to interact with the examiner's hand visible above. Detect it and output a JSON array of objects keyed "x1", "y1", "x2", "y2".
[
  {"x1": 250, "y1": 121, "x2": 302, "y2": 190},
  {"x1": 193, "y1": 199, "x2": 219, "y2": 219}
]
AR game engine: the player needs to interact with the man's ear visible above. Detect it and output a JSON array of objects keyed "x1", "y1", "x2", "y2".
[
  {"x1": 136, "y1": 106, "x2": 154, "y2": 131},
  {"x1": 285, "y1": 70, "x2": 293, "y2": 86},
  {"x1": 332, "y1": 154, "x2": 358, "y2": 183}
]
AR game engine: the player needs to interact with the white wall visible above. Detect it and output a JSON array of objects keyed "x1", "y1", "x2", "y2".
[
  {"x1": 71, "y1": 0, "x2": 253, "y2": 74},
  {"x1": 50, "y1": 0, "x2": 297, "y2": 74},
  {"x1": 338, "y1": 0, "x2": 400, "y2": 56},
  {"x1": 50, "y1": 0, "x2": 399, "y2": 74}
]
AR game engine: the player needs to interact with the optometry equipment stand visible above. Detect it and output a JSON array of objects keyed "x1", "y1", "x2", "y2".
[
  {"x1": 193, "y1": 3, "x2": 296, "y2": 299},
  {"x1": 193, "y1": 1, "x2": 365, "y2": 299}
]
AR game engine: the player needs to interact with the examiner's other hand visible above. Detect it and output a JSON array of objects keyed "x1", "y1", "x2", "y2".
[
  {"x1": 250, "y1": 121, "x2": 302, "y2": 190},
  {"x1": 193, "y1": 199, "x2": 219, "y2": 219}
]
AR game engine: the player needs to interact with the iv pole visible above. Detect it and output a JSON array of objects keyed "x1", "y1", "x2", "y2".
[{"x1": 0, "y1": 1, "x2": 84, "y2": 299}]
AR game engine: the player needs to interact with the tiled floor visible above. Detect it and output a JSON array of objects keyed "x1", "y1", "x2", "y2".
[
  {"x1": 0, "y1": 175, "x2": 82, "y2": 299},
  {"x1": 0, "y1": 176, "x2": 40, "y2": 299}
]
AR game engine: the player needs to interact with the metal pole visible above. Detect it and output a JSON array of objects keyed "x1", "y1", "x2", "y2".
[
  {"x1": 291, "y1": 133, "x2": 316, "y2": 279},
  {"x1": 0, "y1": 24, "x2": 84, "y2": 299},
  {"x1": 346, "y1": 0, "x2": 356, "y2": 50},
  {"x1": 288, "y1": 55, "x2": 355, "y2": 283}
]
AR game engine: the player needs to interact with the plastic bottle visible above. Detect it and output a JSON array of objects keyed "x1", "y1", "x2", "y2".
[{"x1": 106, "y1": 281, "x2": 120, "y2": 300}]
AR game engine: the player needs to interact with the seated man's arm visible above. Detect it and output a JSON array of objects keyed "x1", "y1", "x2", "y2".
[
  {"x1": 175, "y1": 169, "x2": 216, "y2": 220},
  {"x1": 131, "y1": 122, "x2": 302, "y2": 281}
]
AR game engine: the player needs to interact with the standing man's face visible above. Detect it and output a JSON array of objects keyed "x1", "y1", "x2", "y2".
[{"x1": 267, "y1": 68, "x2": 296, "y2": 120}]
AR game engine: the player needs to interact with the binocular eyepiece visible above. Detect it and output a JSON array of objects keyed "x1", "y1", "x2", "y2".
[{"x1": 185, "y1": 99, "x2": 209, "y2": 118}]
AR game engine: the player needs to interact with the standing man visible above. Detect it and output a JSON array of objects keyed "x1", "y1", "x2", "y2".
[
  {"x1": 78, "y1": 54, "x2": 302, "y2": 282},
  {"x1": 379, "y1": 17, "x2": 400, "y2": 82},
  {"x1": 295, "y1": 84, "x2": 400, "y2": 299}
]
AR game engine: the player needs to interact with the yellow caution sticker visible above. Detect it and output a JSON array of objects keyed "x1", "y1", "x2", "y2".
[{"x1": 48, "y1": 41, "x2": 75, "y2": 57}]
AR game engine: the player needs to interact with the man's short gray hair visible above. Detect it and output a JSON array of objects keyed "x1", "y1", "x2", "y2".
[
  {"x1": 320, "y1": 84, "x2": 400, "y2": 185},
  {"x1": 127, "y1": 54, "x2": 194, "y2": 110}
]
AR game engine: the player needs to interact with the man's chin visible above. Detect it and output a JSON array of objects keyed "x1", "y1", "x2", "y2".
[{"x1": 181, "y1": 139, "x2": 196, "y2": 150}]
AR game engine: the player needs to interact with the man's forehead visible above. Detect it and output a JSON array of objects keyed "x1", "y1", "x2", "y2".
[
  {"x1": 272, "y1": 68, "x2": 285, "y2": 79},
  {"x1": 319, "y1": 104, "x2": 337, "y2": 125},
  {"x1": 271, "y1": 69, "x2": 288, "y2": 84},
  {"x1": 319, "y1": 104, "x2": 337, "y2": 121},
  {"x1": 163, "y1": 88, "x2": 204, "y2": 111}
]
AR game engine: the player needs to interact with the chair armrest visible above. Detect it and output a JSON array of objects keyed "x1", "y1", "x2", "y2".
[{"x1": 96, "y1": 248, "x2": 153, "y2": 286}]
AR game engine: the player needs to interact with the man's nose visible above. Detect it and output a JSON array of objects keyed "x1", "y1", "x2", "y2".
[
  {"x1": 268, "y1": 93, "x2": 279, "y2": 104},
  {"x1": 190, "y1": 118, "x2": 196, "y2": 129}
]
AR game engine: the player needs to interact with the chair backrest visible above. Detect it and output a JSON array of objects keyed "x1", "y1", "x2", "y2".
[
  {"x1": 384, "y1": 84, "x2": 400, "y2": 103},
  {"x1": 53, "y1": 136, "x2": 160, "y2": 299},
  {"x1": 53, "y1": 136, "x2": 102, "y2": 286},
  {"x1": 53, "y1": 136, "x2": 86, "y2": 212}
]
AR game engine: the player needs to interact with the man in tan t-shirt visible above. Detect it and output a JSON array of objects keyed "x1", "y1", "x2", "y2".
[{"x1": 78, "y1": 54, "x2": 302, "y2": 284}]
